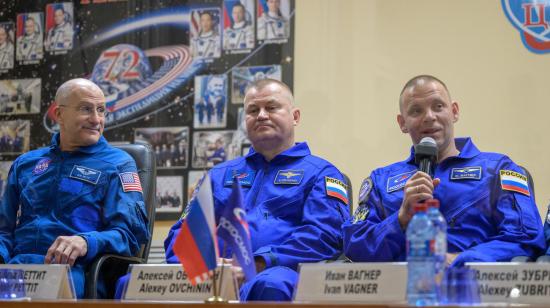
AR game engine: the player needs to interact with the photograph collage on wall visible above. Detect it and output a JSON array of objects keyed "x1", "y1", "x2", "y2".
[{"x1": 0, "y1": 0, "x2": 294, "y2": 220}]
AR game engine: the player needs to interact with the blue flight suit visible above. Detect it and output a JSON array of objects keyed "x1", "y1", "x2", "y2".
[
  {"x1": 343, "y1": 138, "x2": 545, "y2": 265},
  {"x1": 165, "y1": 142, "x2": 350, "y2": 300},
  {"x1": 0, "y1": 133, "x2": 150, "y2": 298},
  {"x1": 543, "y1": 207, "x2": 550, "y2": 256}
]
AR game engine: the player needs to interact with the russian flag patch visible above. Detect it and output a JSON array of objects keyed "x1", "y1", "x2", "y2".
[
  {"x1": 500, "y1": 170, "x2": 530, "y2": 196},
  {"x1": 325, "y1": 177, "x2": 349, "y2": 205},
  {"x1": 120, "y1": 172, "x2": 143, "y2": 193}
]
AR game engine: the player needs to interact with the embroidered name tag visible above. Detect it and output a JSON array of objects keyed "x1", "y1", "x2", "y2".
[
  {"x1": 387, "y1": 170, "x2": 415, "y2": 192},
  {"x1": 274, "y1": 170, "x2": 304, "y2": 185},
  {"x1": 224, "y1": 169, "x2": 256, "y2": 187},
  {"x1": 69, "y1": 165, "x2": 101, "y2": 185},
  {"x1": 451, "y1": 166, "x2": 482, "y2": 180}
]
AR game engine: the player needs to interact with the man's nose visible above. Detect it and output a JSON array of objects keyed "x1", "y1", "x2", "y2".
[{"x1": 257, "y1": 108, "x2": 269, "y2": 119}]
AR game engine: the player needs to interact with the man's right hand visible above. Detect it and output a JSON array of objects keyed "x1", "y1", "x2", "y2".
[{"x1": 398, "y1": 171, "x2": 440, "y2": 229}]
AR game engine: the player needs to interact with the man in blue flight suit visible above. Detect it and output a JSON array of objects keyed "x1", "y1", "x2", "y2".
[
  {"x1": 343, "y1": 75, "x2": 545, "y2": 265},
  {"x1": 0, "y1": 78, "x2": 150, "y2": 298},
  {"x1": 166, "y1": 78, "x2": 351, "y2": 301}
]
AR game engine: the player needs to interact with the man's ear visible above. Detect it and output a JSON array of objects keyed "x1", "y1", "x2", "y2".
[
  {"x1": 292, "y1": 107, "x2": 300, "y2": 126},
  {"x1": 451, "y1": 101, "x2": 460, "y2": 123},
  {"x1": 55, "y1": 105, "x2": 63, "y2": 126},
  {"x1": 397, "y1": 114, "x2": 408, "y2": 133}
]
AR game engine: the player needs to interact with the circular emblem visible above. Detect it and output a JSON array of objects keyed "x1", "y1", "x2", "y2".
[{"x1": 32, "y1": 158, "x2": 51, "y2": 175}]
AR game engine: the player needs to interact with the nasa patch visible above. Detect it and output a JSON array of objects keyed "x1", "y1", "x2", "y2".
[
  {"x1": 386, "y1": 170, "x2": 415, "y2": 193},
  {"x1": 70, "y1": 165, "x2": 102, "y2": 185},
  {"x1": 33, "y1": 158, "x2": 51, "y2": 175}
]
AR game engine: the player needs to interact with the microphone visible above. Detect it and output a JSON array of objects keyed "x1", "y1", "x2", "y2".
[{"x1": 414, "y1": 137, "x2": 438, "y2": 178}]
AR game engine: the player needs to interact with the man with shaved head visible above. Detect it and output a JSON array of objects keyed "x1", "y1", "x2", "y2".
[
  {"x1": 343, "y1": 75, "x2": 545, "y2": 265},
  {"x1": 162, "y1": 79, "x2": 350, "y2": 301},
  {"x1": 0, "y1": 78, "x2": 150, "y2": 298}
]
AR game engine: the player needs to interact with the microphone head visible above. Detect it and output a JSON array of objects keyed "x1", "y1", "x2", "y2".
[
  {"x1": 419, "y1": 137, "x2": 436, "y2": 147},
  {"x1": 414, "y1": 137, "x2": 438, "y2": 163}
]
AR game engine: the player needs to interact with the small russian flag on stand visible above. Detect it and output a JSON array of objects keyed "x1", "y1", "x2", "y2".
[{"x1": 172, "y1": 174, "x2": 219, "y2": 285}]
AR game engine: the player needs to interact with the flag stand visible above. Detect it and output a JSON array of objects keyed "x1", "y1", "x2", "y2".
[{"x1": 205, "y1": 253, "x2": 228, "y2": 303}]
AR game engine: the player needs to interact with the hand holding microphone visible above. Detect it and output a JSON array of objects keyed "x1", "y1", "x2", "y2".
[{"x1": 398, "y1": 137, "x2": 441, "y2": 229}]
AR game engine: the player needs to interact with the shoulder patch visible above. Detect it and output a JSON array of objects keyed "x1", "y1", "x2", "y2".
[
  {"x1": 358, "y1": 177, "x2": 373, "y2": 205},
  {"x1": 352, "y1": 204, "x2": 370, "y2": 224},
  {"x1": 387, "y1": 170, "x2": 415, "y2": 193},
  {"x1": 119, "y1": 172, "x2": 143, "y2": 193},
  {"x1": 274, "y1": 169, "x2": 304, "y2": 185},
  {"x1": 450, "y1": 166, "x2": 482, "y2": 180},
  {"x1": 325, "y1": 176, "x2": 349, "y2": 205},
  {"x1": 500, "y1": 170, "x2": 530, "y2": 196}
]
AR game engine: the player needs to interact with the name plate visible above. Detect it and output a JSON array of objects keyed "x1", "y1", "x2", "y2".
[
  {"x1": 123, "y1": 264, "x2": 237, "y2": 301},
  {"x1": 0, "y1": 264, "x2": 75, "y2": 299},
  {"x1": 467, "y1": 262, "x2": 550, "y2": 304},
  {"x1": 295, "y1": 262, "x2": 406, "y2": 302}
]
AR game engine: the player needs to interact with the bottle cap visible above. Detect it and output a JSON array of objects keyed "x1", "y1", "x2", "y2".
[
  {"x1": 413, "y1": 202, "x2": 427, "y2": 213},
  {"x1": 426, "y1": 198, "x2": 440, "y2": 209}
]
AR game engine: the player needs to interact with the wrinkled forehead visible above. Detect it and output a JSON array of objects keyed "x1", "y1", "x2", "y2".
[{"x1": 66, "y1": 86, "x2": 105, "y2": 106}]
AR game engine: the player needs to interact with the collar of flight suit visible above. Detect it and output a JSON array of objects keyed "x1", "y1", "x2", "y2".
[
  {"x1": 245, "y1": 142, "x2": 311, "y2": 163},
  {"x1": 49, "y1": 132, "x2": 109, "y2": 155},
  {"x1": 404, "y1": 137, "x2": 481, "y2": 164}
]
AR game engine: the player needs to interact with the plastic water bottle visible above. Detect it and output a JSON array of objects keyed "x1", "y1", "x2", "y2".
[
  {"x1": 426, "y1": 198, "x2": 447, "y2": 301},
  {"x1": 406, "y1": 202, "x2": 437, "y2": 306}
]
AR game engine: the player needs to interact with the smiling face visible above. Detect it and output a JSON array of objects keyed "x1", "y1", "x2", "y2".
[
  {"x1": 54, "y1": 9, "x2": 65, "y2": 25},
  {"x1": 55, "y1": 81, "x2": 106, "y2": 151},
  {"x1": 24, "y1": 19, "x2": 35, "y2": 36},
  {"x1": 232, "y1": 5, "x2": 245, "y2": 23},
  {"x1": 397, "y1": 79, "x2": 459, "y2": 157},
  {"x1": 0, "y1": 27, "x2": 7, "y2": 45},
  {"x1": 200, "y1": 13, "x2": 213, "y2": 32},
  {"x1": 267, "y1": 0, "x2": 280, "y2": 13}
]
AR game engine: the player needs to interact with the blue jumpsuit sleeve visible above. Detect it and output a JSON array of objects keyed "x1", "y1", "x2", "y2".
[
  {"x1": 0, "y1": 161, "x2": 20, "y2": 263},
  {"x1": 342, "y1": 173, "x2": 406, "y2": 262},
  {"x1": 451, "y1": 159, "x2": 545, "y2": 266},
  {"x1": 253, "y1": 166, "x2": 350, "y2": 270},
  {"x1": 77, "y1": 160, "x2": 150, "y2": 263},
  {"x1": 544, "y1": 206, "x2": 550, "y2": 255},
  {"x1": 164, "y1": 219, "x2": 183, "y2": 264}
]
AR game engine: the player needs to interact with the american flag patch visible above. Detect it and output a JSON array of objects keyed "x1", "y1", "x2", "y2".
[{"x1": 120, "y1": 172, "x2": 143, "y2": 193}]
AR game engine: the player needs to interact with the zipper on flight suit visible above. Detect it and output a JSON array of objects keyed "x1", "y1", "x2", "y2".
[{"x1": 250, "y1": 165, "x2": 268, "y2": 219}]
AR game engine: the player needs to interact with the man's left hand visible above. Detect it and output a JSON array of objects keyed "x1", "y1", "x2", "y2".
[{"x1": 44, "y1": 236, "x2": 88, "y2": 266}]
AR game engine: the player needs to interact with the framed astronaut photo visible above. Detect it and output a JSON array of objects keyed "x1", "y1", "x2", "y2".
[
  {"x1": 0, "y1": 22, "x2": 15, "y2": 72},
  {"x1": 231, "y1": 64, "x2": 282, "y2": 103},
  {"x1": 190, "y1": 8, "x2": 222, "y2": 60},
  {"x1": 0, "y1": 161, "x2": 12, "y2": 200},
  {"x1": 192, "y1": 130, "x2": 241, "y2": 168},
  {"x1": 45, "y1": 2, "x2": 74, "y2": 54},
  {"x1": 223, "y1": 0, "x2": 255, "y2": 52},
  {"x1": 155, "y1": 175, "x2": 184, "y2": 214},
  {"x1": 0, "y1": 79, "x2": 41, "y2": 115},
  {"x1": 187, "y1": 170, "x2": 206, "y2": 205},
  {"x1": 16, "y1": 12, "x2": 44, "y2": 64},
  {"x1": 194, "y1": 74, "x2": 228, "y2": 129},
  {"x1": 0, "y1": 120, "x2": 30, "y2": 154},
  {"x1": 256, "y1": 0, "x2": 290, "y2": 43},
  {"x1": 134, "y1": 126, "x2": 189, "y2": 169}
]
